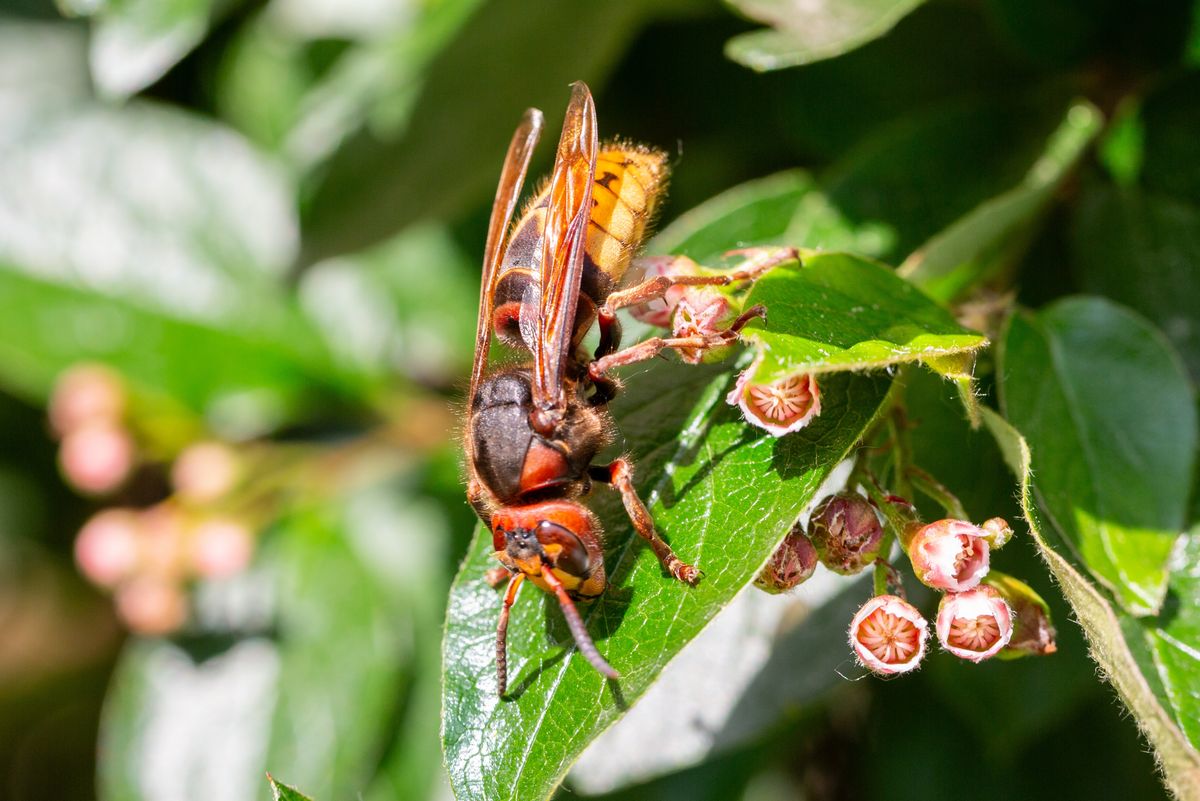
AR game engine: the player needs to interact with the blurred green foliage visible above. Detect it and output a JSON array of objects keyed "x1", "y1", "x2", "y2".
[{"x1": 1, "y1": 0, "x2": 1198, "y2": 799}]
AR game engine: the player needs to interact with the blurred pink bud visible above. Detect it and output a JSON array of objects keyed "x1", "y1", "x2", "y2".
[
  {"x1": 979, "y1": 517, "x2": 1013, "y2": 550},
  {"x1": 849, "y1": 594, "x2": 928, "y2": 675},
  {"x1": 726, "y1": 357, "x2": 821, "y2": 437},
  {"x1": 115, "y1": 577, "x2": 188, "y2": 635},
  {"x1": 138, "y1": 505, "x2": 188, "y2": 578},
  {"x1": 58, "y1": 422, "x2": 135, "y2": 495},
  {"x1": 755, "y1": 525, "x2": 818, "y2": 593},
  {"x1": 75, "y1": 509, "x2": 141, "y2": 587},
  {"x1": 908, "y1": 519, "x2": 990, "y2": 592},
  {"x1": 49, "y1": 363, "x2": 125, "y2": 435},
  {"x1": 627, "y1": 255, "x2": 700, "y2": 327},
  {"x1": 936, "y1": 586, "x2": 1013, "y2": 662},
  {"x1": 809, "y1": 493, "x2": 884, "y2": 575},
  {"x1": 171, "y1": 441, "x2": 241, "y2": 504},
  {"x1": 190, "y1": 518, "x2": 255, "y2": 579}
]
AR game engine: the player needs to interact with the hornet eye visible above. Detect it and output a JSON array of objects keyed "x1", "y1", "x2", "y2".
[{"x1": 536, "y1": 521, "x2": 591, "y2": 578}]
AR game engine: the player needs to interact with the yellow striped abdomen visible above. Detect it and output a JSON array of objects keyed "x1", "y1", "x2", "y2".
[{"x1": 586, "y1": 144, "x2": 669, "y2": 288}]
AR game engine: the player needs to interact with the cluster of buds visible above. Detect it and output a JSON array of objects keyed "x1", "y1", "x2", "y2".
[
  {"x1": 846, "y1": 506, "x2": 1054, "y2": 675},
  {"x1": 53, "y1": 364, "x2": 258, "y2": 635},
  {"x1": 626, "y1": 251, "x2": 822, "y2": 437},
  {"x1": 754, "y1": 491, "x2": 881, "y2": 592},
  {"x1": 50, "y1": 364, "x2": 137, "y2": 495}
]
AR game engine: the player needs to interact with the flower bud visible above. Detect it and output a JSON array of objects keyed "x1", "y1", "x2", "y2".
[
  {"x1": 171, "y1": 441, "x2": 241, "y2": 504},
  {"x1": 936, "y1": 586, "x2": 1013, "y2": 662},
  {"x1": 671, "y1": 287, "x2": 740, "y2": 364},
  {"x1": 49, "y1": 363, "x2": 125, "y2": 435},
  {"x1": 115, "y1": 577, "x2": 188, "y2": 635},
  {"x1": 190, "y1": 518, "x2": 255, "y2": 579},
  {"x1": 985, "y1": 573, "x2": 1057, "y2": 657},
  {"x1": 75, "y1": 509, "x2": 142, "y2": 588},
  {"x1": 979, "y1": 517, "x2": 1013, "y2": 550},
  {"x1": 755, "y1": 524, "x2": 818, "y2": 593},
  {"x1": 808, "y1": 493, "x2": 884, "y2": 575},
  {"x1": 907, "y1": 518, "x2": 990, "y2": 592},
  {"x1": 726, "y1": 356, "x2": 821, "y2": 437},
  {"x1": 849, "y1": 594, "x2": 928, "y2": 675},
  {"x1": 138, "y1": 505, "x2": 188, "y2": 578},
  {"x1": 58, "y1": 421, "x2": 135, "y2": 494},
  {"x1": 627, "y1": 255, "x2": 701, "y2": 327}
]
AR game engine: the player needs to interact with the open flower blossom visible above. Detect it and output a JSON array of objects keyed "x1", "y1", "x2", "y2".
[
  {"x1": 849, "y1": 594, "x2": 929, "y2": 675},
  {"x1": 809, "y1": 493, "x2": 884, "y2": 575},
  {"x1": 627, "y1": 255, "x2": 701, "y2": 327},
  {"x1": 671, "y1": 287, "x2": 738, "y2": 364},
  {"x1": 726, "y1": 356, "x2": 821, "y2": 436},
  {"x1": 936, "y1": 586, "x2": 1013, "y2": 662},
  {"x1": 907, "y1": 518, "x2": 990, "y2": 592},
  {"x1": 755, "y1": 524, "x2": 818, "y2": 593}
]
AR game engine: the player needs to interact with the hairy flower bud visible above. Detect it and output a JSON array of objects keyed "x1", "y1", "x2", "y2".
[
  {"x1": 627, "y1": 255, "x2": 701, "y2": 327},
  {"x1": 190, "y1": 518, "x2": 255, "y2": 579},
  {"x1": 808, "y1": 493, "x2": 884, "y2": 575},
  {"x1": 671, "y1": 287, "x2": 740, "y2": 364},
  {"x1": 58, "y1": 422, "x2": 136, "y2": 495},
  {"x1": 936, "y1": 586, "x2": 1013, "y2": 662},
  {"x1": 755, "y1": 524, "x2": 818, "y2": 593},
  {"x1": 75, "y1": 509, "x2": 142, "y2": 588},
  {"x1": 49, "y1": 363, "x2": 125, "y2": 435},
  {"x1": 849, "y1": 594, "x2": 928, "y2": 675},
  {"x1": 979, "y1": 517, "x2": 1013, "y2": 550},
  {"x1": 171, "y1": 441, "x2": 241, "y2": 504},
  {"x1": 907, "y1": 518, "x2": 990, "y2": 592},
  {"x1": 115, "y1": 577, "x2": 187, "y2": 635},
  {"x1": 985, "y1": 573, "x2": 1057, "y2": 657},
  {"x1": 726, "y1": 356, "x2": 821, "y2": 436}
]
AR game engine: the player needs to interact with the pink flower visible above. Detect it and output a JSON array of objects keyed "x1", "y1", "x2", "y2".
[
  {"x1": 115, "y1": 577, "x2": 188, "y2": 635},
  {"x1": 58, "y1": 422, "x2": 136, "y2": 495},
  {"x1": 849, "y1": 594, "x2": 928, "y2": 675},
  {"x1": 671, "y1": 288, "x2": 737, "y2": 364},
  {"x1": 936, "y1": 586, "x2": 1013, "y2": 662},
  {"x1": 627, "y1": 255, "x2": 699, "y2": 327},
  {"x1": 808, "y1": 493, "x2": 884, "y2": 575},
  {"x1": 49, "y1": 363, "x2": 125, "y2": 435},
  {"x1": 171, "y1": 441, "x2": 241, "y2": 504},
  {"x1": 190, "y1": 518, "x2": 255, "y2": 579},
  {"x1": 726, "y1": 357, "x2": 821, "y2": 436},
  {"x1": 907, "y1": 518, "x2": 990, "y2": 592},
  {"x1": 755, "y1": 525, "x2": 818, "y2": 593},
  {"x1": 75, "y1": 509, "x2": 142, "y2": 587}
]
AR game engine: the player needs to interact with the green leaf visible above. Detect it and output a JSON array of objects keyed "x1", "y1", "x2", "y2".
[
  {"x1": 823, "y1": 89, "x2": 1074, "y2": 261},
  {"x1": 268, "y1": 776, "x2": 314, "y2": 801},
  {"x1": 1071, "y1": 182, "x2": 1200, "y2": 381},
  {"x1": 983, "y1": 409, "x2": 1200, "y2": 799},
  {"x1": 900, "y1": 100, "x2": 1101, "y2": 302},
  {"x1": 71, "y1": 0, "x2": 221, "y2": 98},
  {"x1": 651, "y1": 170, "x2": 893, "y2": 264},
  {"x1": 999, "y1": 297, "x2": 1196, "y2": 616},
  {"x1": 300, "y1": 0, "x2": 691, "y2": 263},
  {"x1": 740, "y1": 253, "x2": 987, "y2": 382},
  {"x1": 725, "y1": 0, "x2": 926, "y2": 72},
  {"x1": 443, "y1": 362, "x2": 891, "y2": 801}
]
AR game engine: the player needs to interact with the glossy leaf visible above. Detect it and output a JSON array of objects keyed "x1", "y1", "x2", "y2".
[
  {"x1": 269, "y1": 776, "x2": 315, "y2": 801},
  {"x1": 725, "y1": 0, "x2": 926, "y2": 72},
  {"x1": 301, "y1": 0, "x2": 694, "y2": 262},
  {"x1": 651, "y1": 170, "x2": 893, "y2": 264},
  {"x1": 900, "y1": 100, "x2": 1101, "y2": 302},
  {"x1": 74, "y1": 0, "x2": 220, "y2": 98},
  {"x1": 1072, "y1": 181, "x2": 1200, "y2": 381},
  {"x1": 740, "y1": 252, "x2": 987, "y2": 382},
  {"x1": 443, "y1": 363, "x2": 892, "y2": 801},
  {"x1": 983, "y1": 410, "x2": 1200, "y2": 799},
  {"x1": 1000, "y1": 297, "x2": 1195, "y2": 615}
]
